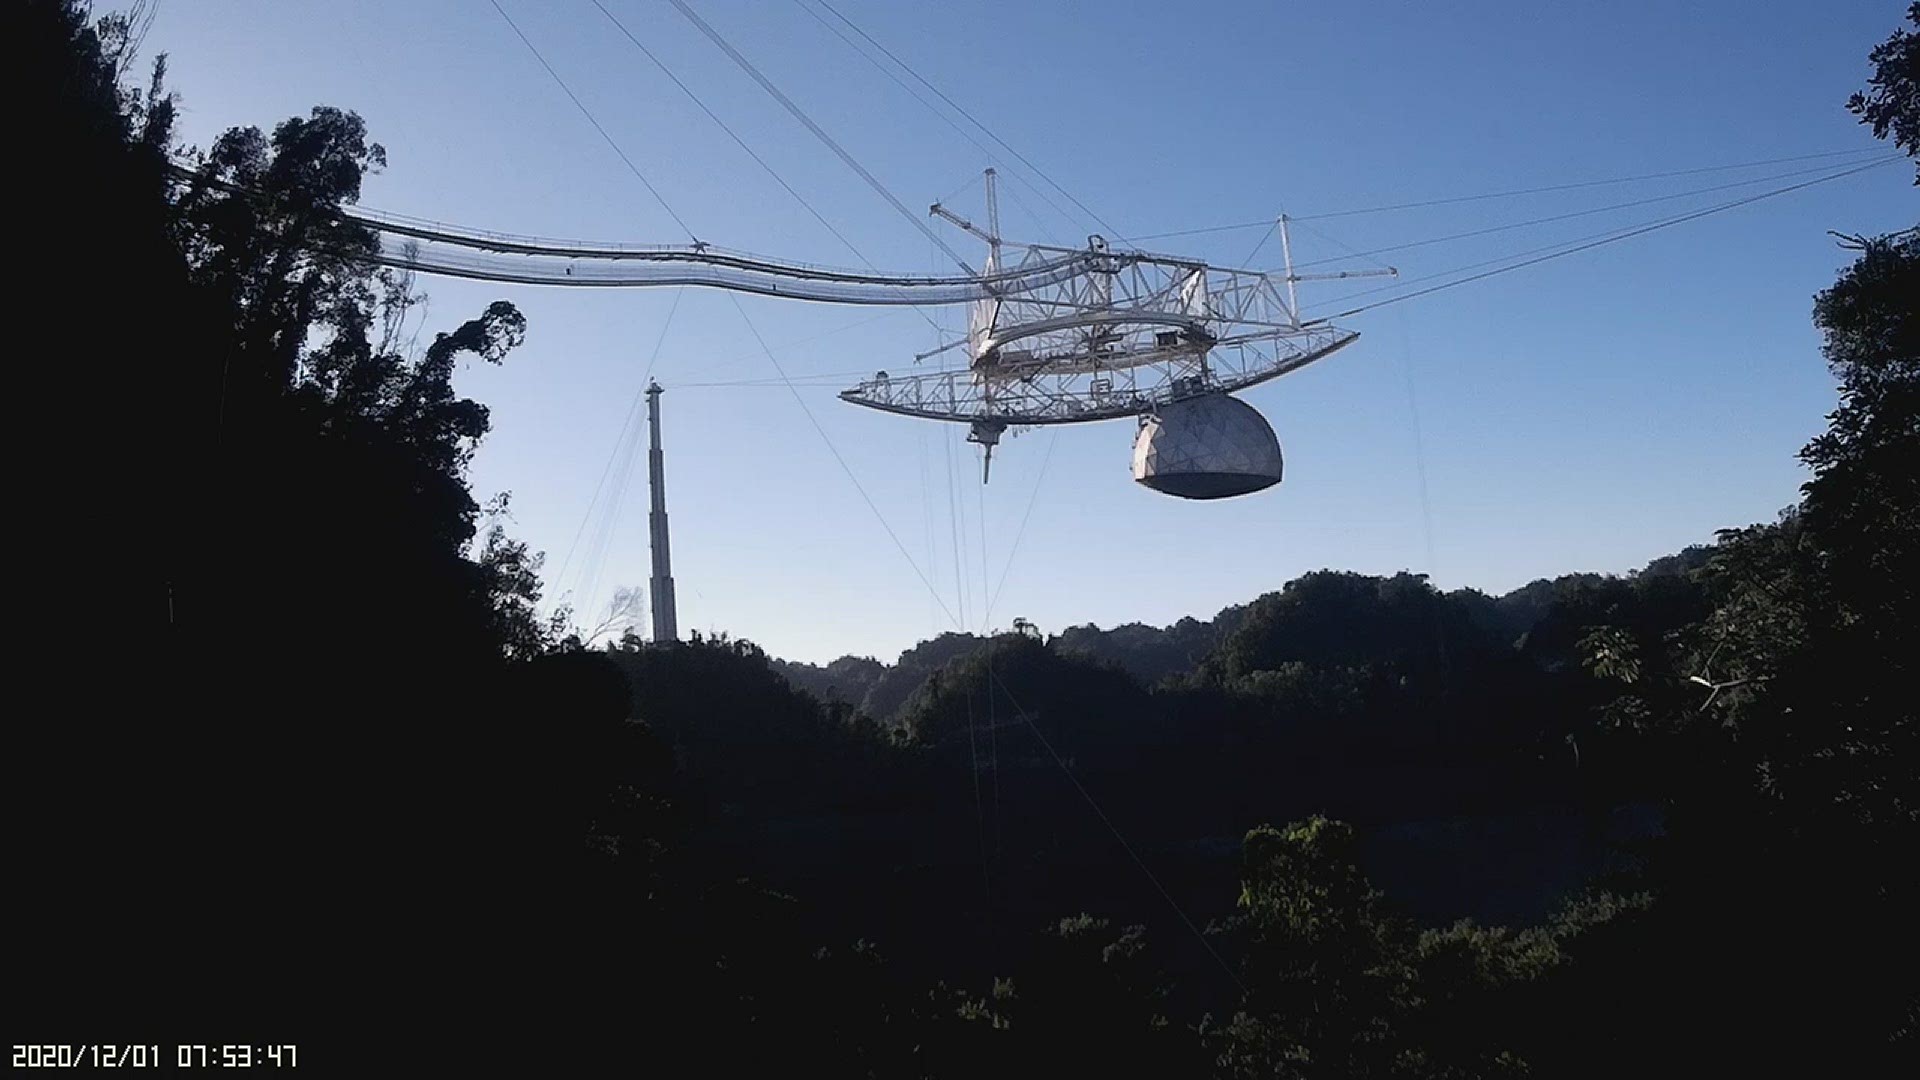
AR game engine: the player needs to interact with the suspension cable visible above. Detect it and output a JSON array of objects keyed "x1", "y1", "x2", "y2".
[
  {"x1": 984, "y1": 428, "x2": 1059, "y2": 624},
  {"x1": 789, "y1": 0, "x2": 1086, "y2": 237},
  {"x1": 663, "y1": 0, "x2": 977, "y2": 274},
  {"x1": 1130, "y1": 145, "x2": 1891, "y2": 241},
  {"x1": 727, "y1": 291, "x2": 961, "y2": 628},
  {"x1": 1309, "y1": 156, "x2": 1899, "y2": 322},
  {"x1": 988, "y1": 670, "x2": 1249, "y2": 994},
  {"x1": 588, "y1": 0, "x2": 947, "y2": 339},
  {"x1": 485, "y1": 0, "x2": 698, "y2": 243},
  {"x1": 809, "y1": 0, "x2": 1131, "y2": 244},
  {"x1": 590, "y1": 0, "x2": 862, "y2": 263},
  {"x1": 978, "y1": 473, "x2": 1001, "y2": 868},
  {"x1": 1280, "y1": 155, "x2": 1903, "y2": 273}
]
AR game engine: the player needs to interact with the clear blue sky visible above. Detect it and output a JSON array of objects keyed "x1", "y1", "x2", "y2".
[{"x1": 144, "y1": 1, "x2": 1912, "y2": 663}]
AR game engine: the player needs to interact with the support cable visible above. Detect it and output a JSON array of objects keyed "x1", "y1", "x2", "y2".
[
  {"x1": 726, "y1": 291, "x2": 962, "y2": 628},
  {"x1": 988, "y1": 671, "x2": 1249, "y2": 995},
  {"x1": 486, "y1": 0, "x2": 698, "y2": 242},
  {"x1": 590, "y1": 0, "x2": 867, "y2": 265},
  {"x1": 477, "y1": 6, "x2": 1270, "y2": 989},
  {"x1": 1394, "y1": 305, "x2": 1451, "y2": 682},
  {"x1": 978, "y1": 476, "x2": 1002, "y2": 868},
  {"x1": 1131, "y1": 146, "x2": 1891, "y2": 241},
  {"x1": 790, "y1": 0, "x2": 1086, "y2": 237},
  {"x1": 727, "y1": 253, "x2": 1252, "y2": 1003},
  {"x1": 984, "y1": 428, "x2": 1058, "y2": 624},
  {"x1": 554, "y1": 287, "x2": 686, "y2": 601},
  {"x1": 996, "y1": 179, "x2": 1069, "y2": 246},
  {"x1": 1238, "y1": 217, "x2": 1281, "y2": 271},
  {"x1": 948, "y1": 421, "x2": 971, "y2": 631},
  {"x1": 664, "y1": 0, "x2": 977, "y2": 273},
  {"x1": 964, "y1": 678, "x2": 992, "y2": 924},
  {"x1": 809, "y1": 0, "x2": 1130, "y2": 243},
  {"x1": 694, "y1": 312, "x2": 899, "y2": 377},
  {"x1": 1310, "y1": 156, "x2": 1900, "y2": 322},
  {"x1": 588, "y1": 0, "x2": 947, "y2": 338},
  {"x1": 575, "y1": 287, "x2": 687, "y2": 620},
  {"x1": 1281, "y1": 156, "x2": 1902, "y2": 273},
  {"x1": 920, "y1": 428, "x2": 939, "y2": 639},
  {"x1": 1289, "y1": 216, "x2": 1401, "y2": 274}
]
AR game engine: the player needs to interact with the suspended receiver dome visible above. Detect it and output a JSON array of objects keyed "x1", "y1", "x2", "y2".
[{"x1": 1131, "y1": 393, "x2": 1283, "y2": 499}]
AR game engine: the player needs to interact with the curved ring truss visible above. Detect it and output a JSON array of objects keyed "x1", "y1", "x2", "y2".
[{"x1": 841, "y1": 325, "x2": 1360, "y2": 427}]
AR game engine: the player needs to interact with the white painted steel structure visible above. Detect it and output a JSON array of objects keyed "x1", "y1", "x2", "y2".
[
  {"x1": 839, "y1": 175, "x2": 1391, "y2": 479},
  {"x1": 174, "y1": 163, "x2": 1389, "y2": 491}
]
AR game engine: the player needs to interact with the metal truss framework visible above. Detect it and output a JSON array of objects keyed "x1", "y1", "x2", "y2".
[
  {"x1": 842, "y1": 325, "x2": 1360, "y2": 426},
  {"x1": 362, "y1": 233, "x2": 1096, "y2": 304},
  {"x1": 840, "y1": 171, "x2": 1390, "y2": 441},
  {"x1": 166, "y1": 162, "x2": 1386, "y2": 447}
]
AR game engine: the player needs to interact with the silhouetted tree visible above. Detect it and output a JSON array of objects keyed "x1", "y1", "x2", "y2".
[
  {"x1": 14, "y1": 0, "x2": 1917, "y2": 1069},
  {"x1": 1849, "y1": 3, "x2": 1920, "y2": 183}
]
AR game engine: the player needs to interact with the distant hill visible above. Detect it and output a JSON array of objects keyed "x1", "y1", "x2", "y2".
[
  {"x1": 770, "y1": 546, "x2": 1716, "y2": 725},
  {"x1": 1052, "y1": 606, "x2": 1249, "y2": 685},
  {"x1": 771, "y1": 631, "x2": 985, "y2": 723}
]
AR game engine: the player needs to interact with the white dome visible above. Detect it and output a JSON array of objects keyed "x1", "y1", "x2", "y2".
[{"x1": 1131, "y1": 393, "x2": 1283, "y2": 499}]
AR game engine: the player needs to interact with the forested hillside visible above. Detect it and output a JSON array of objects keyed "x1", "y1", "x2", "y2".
[
  {"x1": 13, "y1": 1, "x2": 1915, "y2": 1073},
  {"x1": 775, "y1": 549, "x2": 1717, "y2": 724}
]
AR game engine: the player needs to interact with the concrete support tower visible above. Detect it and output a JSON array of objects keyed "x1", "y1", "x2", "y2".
[{"x1": 645, "y1": 380, "x2": 678, "y2": 643}]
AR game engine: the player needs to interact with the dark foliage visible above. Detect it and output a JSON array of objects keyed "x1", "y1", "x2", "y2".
[
  {"x1": 11, "y1": 0, "x2": 559, "y2": 1050},
  {"x1": 1051, "y1": 605, "x2": 1249, "y2": 686},
  {"x1": 13, "y1": 1, "x2": 1917, "y2": 1072},
  {"x1": 1849, "y1": 4, "x2": 1920, "y2": 183}
]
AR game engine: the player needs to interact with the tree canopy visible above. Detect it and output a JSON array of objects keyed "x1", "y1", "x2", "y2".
[{"x1": 11, "y1": 0, "x2": 1917, "y2": 1071}]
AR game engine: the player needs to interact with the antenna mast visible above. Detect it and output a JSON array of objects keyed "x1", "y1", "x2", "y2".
[
  {"x1": 935, "y1": 169, "x2": 1011, "y2": 482},
  {"x1": 1279, "y1": 214, "x2": 1300, "y2": 327},
  {"x1": 645, "y1": 380, "x2": 679, "y2": 643}
]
